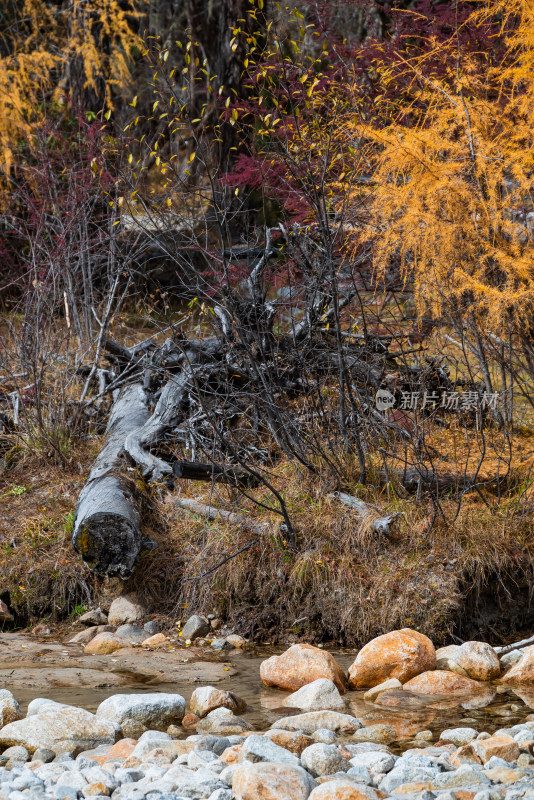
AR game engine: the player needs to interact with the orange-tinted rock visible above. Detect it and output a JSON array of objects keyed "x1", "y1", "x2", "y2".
[
  {"x1": 182, "y1": 713, "x2": 200, "y2": 729},
  {"x1": 221, "y1": 744, "x2": 242, "y2": 764},
  {"x1": 473, "y1": 734, "x2": 520, "y2": 763},
  {"x1": 449, "y1": 744, "x2": 483, "y2": 767},
  {"x1": 455, "y1": 792, "x2": 477, "y2": 800},
  {"x1": 260, "y1": 644, "x2": 348, "y2": 693},
  {"x1": 501, "y1": 646, "x2": 534, "y2": 685},
  {"x1": 233, "y1": 762, "x2": 316, "y2": 800},
  {"x1": 309, "y1": 782, "x2": 382, "y2": 799},
  {"x1": 84, "y1": 632, "x2": 129, "y2": 655},
  {"x1": 348, "y1": 629, "x2": 435, "y2": 689},
  {"x1": 392, "y1": 783, "x2": 434, "y2": 794},
  {"x1": 142, "y1": 633, "x2": 167, "y2": 647},
  {"x1": 265, "y1": 730, "x2": 314, "y2": 755},
  {"x1": 403, "y1": 670, "x2": 485, "y2": 695},
  {"x1": 78, "y1": 738, "x2": 137, "y2": 765}
]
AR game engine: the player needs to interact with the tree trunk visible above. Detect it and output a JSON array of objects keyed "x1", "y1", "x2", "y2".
[{"x1": 72, "y1": 383, "x2": 154, "y2": 578}]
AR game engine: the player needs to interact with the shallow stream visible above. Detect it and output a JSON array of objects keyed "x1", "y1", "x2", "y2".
[{"x1": 2, "y1": 637, "x2": 533, "y2": 747}]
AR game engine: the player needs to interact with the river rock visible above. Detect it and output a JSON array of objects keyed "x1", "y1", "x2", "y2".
[
  {"x1": 142, "y1": 632, "x2": 167, "y2": 647},
  {"x1": 143, "y1": 620, "x2": 159, "y2": 635},
  {"x1": 301, "y1": 743, "x2": 351, "y2": 776},
  {"x1": 272, "y1": 711, "x2": 361, "y2": 735},
  {"x1": 449, "y1": 642, "x2": 500, "y2": 681},
  {"x1": 283, "y1": 679, "x2": 345, "y2": 712},
  {"x1": 78, "y1": 609, "x2": 108, "y2": 626},
  {"x1": 473, "y1": 734, "x2": 520, "y2": 763},
  {"x1": 309, "y1": 781, "x2": 381, "y2": 799},
  {"x1": 196, "y1": 706, "x2": 252, "y2": 735},
  {"x1": 348, "y1": 750, "x2": 396, "y2": 773},
  {"x1": 352, "y1": 724, "x2": 397, "y2": 745},
  {"x1": 500, "y1": 646, "x2": 534, "y2": 685},
  {"x1": 500, "y1": 650, "x2": 523, "y2": 670},
  {"x1": 264, "y1": 730, "x2": 314, "y2": 755},
  {"x1": 84, "y1": 632, "x2": 129, "y2": 655},
  {"x1": 181, "y1": 615, "x2": 210, "y2": 641},
  {"x1": 363, "y1": 679, "x2": 403, "y2": 702},
  {"x1": 68, "y1": 625, "x2": 114, "y2": 645},
  {"x1": 226, "y1": 634, "x2": 247, "y2": 648},
  {"x1": 403, "y1": 670, "x2": 486, "y2": 695},
  {"x1": 115, "y1": 624, "x2": 149, "y2": 644},
  {"x1": 190, "y1": 686, "x2": 246, "y2": 718},
  {"x1": 348, "y1": 629, "x2": 435, "y2": 689},
  {"x1": 0, "y1": 689, "x2": 22, "y2": 726},
  {"x1": 440, "y1": 728, "x2": 478, "y2": 746},
  {"x1": 95, "y1": 693, "x2": 185, "y2": 737},
  {"x1": 260, "y1": 644, "x2": 348, "y2": 693},
  {"x1": 232, "y1": 762, "x2": 317, "y2": 800},
  {"x1": 108, "y1": 595, "x2": 145, "y2": 626},
  {"x1": 240, "y1": 734, "x2": 300, "y2": 766},
  {"x1": 435, "y1": 645, "x2": 463, "y2": 672},
  {"x1": 0, "y1": 705, "x2": 119, "y2": 754}
]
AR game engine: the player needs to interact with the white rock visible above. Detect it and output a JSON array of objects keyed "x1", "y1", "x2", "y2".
[
  {"x1": 232, "y1": 762, "x2": 317, "y2": 800},
  {"x1": 441, "y1": 727, "x2": 479, "y2": 746},
  {"x1": 349, "y1": 751, "x2": 396, "y2": 774},
  {"x1": 0, "y1": 706, "x2": 119, "y2": 754},
  {"x1": 107, "y1": 596, "x2": 145, "y2": 627},
  {"x1": 300, "y1": 743, "x2": 351, "y2": 777},
  {"x1": 96, "y1": 693, "x2": 185, "y2": 738},
  {"x1": 500, "y1": 650, "x2": 523, "y2": 670},
  {"x1": 240, "y1": 734, "x2": 299, "y2": 766},
  {"x1": 196, "y1": 707, "x2": 252, "y2": 735},
  {"x1": 271, "y1": 711, "x2": 361, "y2": 735},
  {"x1": 283, "y1": 679, "x2": 345, "y2": 712},
  {"x1": 0, "y1": 690, "x2": 22, "y2": 726}
]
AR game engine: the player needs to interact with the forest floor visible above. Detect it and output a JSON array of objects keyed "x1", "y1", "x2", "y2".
[{"x1": 1, "y1": 427, "x2": 534, "y2": 648}]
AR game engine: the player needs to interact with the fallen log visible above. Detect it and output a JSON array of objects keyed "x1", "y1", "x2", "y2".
[
  {"x1": 327, "y1": 491, "x2": 401, "y2": 536},
  {"x1": 72, "y1": 383, "x2": 156, "y2": 578},
  {"x1": 495, "y1": 635, "x2": 534, "y2": 656}
]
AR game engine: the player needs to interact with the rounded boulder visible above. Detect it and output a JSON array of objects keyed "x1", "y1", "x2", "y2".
[
  {"x1": 95, "y1": 693, "x2": 185, "y2": 737},
  {"x1": 260, "y1": 644, "x2": 348, "y2": 693},
  {"x1": 348, "y1": 629, "x2": 435, "y2": 689}
]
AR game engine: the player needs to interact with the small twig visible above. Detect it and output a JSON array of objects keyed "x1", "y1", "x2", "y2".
[{"x1": 182, "y1": 539, "x2": 260, "y2": 583}]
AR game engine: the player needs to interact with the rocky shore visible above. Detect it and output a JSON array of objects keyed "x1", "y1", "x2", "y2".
[{"x1": 2, "y1": 606, "x2": 534, "y2": 799}]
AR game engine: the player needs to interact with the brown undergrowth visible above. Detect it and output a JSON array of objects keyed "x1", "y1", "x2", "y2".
[{"x1": 1, "y1": 425, "x2": 534, "y2": 646}]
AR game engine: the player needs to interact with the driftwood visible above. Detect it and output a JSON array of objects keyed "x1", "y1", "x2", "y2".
[
  {"x1": 72, "y1": 383, "x2": 155, "y2": 578},
  {"x1": 381, "y1": 467, "x2": 508, "y2": 495},
  {"x1": 495, "y1": 635, "x2": 534, "y2": 656},
  {"x1": 327, "y1": 491, "x2": 401, "y2": 536}
]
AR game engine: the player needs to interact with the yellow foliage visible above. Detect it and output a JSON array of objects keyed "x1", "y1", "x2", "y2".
[
  {"x1": 0, "y1": 0, "x2": 142, "y2": 178},
  {"x1": 361, "y1": 0, "x2": 534, "y2": 331}
]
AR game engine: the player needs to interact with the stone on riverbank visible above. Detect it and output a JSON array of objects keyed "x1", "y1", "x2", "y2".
[
  {"x1": 500, "y1": 646, "x2": 534, "y2": 685},
  {"x1": 181, "y1": 614, "x2": 210, "y2": 641},
  {"x1": 348, "y1": 629, "x2": 435, "y2": 689},
  {"x1": 232, "y1": 762, "x2": 317, "y2": 800},
  {"x1": 272, "y1": 711, "x2": 361, "y2": 735},
  {"x1": 309, "y1": 781, "x2": 381, "y2": 800},
  {"x1": 107, "y1": 596, "x2": 145, "y2": 627},
  {"x1": 196, "y1": 706, "x2": 252, "y2": 735},
  {"x1": 189, "y1": 686, "x2": 246, "y2": 718},
  {"x1": 95, "y1": 693, "x2": 185, "y2": 737},
  {"x1": 78, "y1": 609, "x2": 108, "y2": 626},
  {"x1": 141, "y1": 632, "x2": 167, "y2": 647},
  {"x1": 473, "y1": 734, "x2": 520, "y2": 763},
  {"x1": 264, "y1": 730, "x2": 314, "y2": 755},
  {"x1": 0, "y1": 689, "x2": 22, "y2": 726},
  {"x1": 301, "y1": 743, "x2": 351, "y2": 776},
  {"x1": 449, "y1": 642, "x2": 500, "y2": 681},
  {"x1": 403, "y1": 670, "x2": 487, "y2": 695},
  {"x1": 283, "y1": 679, "x2": 345, "y2": 712},
  {"x1": 114, "y1": 624, "x2": 148, "y2": 644},
  {"x1": 83, "y1": 632, "x2": 129, "y2": 655},
  {"x1": 68, "y1": 625, "x2": 114, "y2": 645},
  {"x1": 0, "y1": 705, "x2": 119, "y2": 754},
  {"x1": 260, "y1": 644, "x2": 348, "y2": 693},
  {"x1": 352, "y1": 724, "x2": 397, "y2": 745}
]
